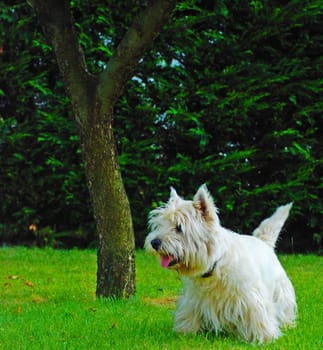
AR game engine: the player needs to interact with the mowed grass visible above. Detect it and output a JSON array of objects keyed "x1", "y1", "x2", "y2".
[{"x1": 0, "y1": 248, "x2": 322, "y2": 350}]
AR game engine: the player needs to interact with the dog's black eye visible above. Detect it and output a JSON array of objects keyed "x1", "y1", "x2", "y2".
[{"x1": 175, "y1": 224, "x2": 182, "y2": 233}]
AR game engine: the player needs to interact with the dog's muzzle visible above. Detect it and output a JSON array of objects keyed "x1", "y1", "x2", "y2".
[{"x1": 150, "y1": 238, "x2": 179, "y2": 268}]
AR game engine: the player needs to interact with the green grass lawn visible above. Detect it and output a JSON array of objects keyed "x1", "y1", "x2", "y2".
[{"x1": 0, "y1": 248, "x2": 322, "y2": 349}]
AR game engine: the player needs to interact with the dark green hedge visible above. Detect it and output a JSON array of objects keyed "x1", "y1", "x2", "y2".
[{"x1": 1, "y1": 0, "x2": 322, "y2": 252}]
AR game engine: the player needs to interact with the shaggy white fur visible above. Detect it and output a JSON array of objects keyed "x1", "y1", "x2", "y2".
[{"x1": 145, "y1": 184, "x2": 296, "y2": 343}]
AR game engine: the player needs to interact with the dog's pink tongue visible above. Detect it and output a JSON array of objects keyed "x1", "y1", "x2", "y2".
[{"x1": 161, "y1": 255, "x2": 173, "y2": 268}]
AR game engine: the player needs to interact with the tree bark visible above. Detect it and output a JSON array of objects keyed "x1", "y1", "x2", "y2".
[
  {"x1": 81, "y1": 111, "x2": 135, "y2": 297},
  {"x1": 29, "y1": 0, "x2": 178, "y2": 297}
]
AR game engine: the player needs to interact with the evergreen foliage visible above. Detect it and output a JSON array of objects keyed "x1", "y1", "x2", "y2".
[{"x1": 1, "y1": 0, "x2": 322, "y2": 252}]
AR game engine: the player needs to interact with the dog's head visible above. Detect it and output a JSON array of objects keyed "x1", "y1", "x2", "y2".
[{"x1": 145, "y1": 184, "x2": 221, "y2": 277}]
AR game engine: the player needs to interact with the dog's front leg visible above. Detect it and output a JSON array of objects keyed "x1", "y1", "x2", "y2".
[{"x1": 173, "y1": 296, "x2": 202, "y2": 334}]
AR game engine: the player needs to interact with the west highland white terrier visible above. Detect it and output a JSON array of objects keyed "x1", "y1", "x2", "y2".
[{"x1": 145, "y1": 184, "x2": 296, "y2": 343}]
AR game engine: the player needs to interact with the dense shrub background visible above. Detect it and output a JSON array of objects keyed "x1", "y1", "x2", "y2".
[{"x1": 1, "y1": 0, "x2": 322, "y2": 252}]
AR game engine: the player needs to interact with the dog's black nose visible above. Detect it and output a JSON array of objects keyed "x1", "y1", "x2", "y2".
[{"x1": 151, "y1": 238, "x2": 162, "y2": 251}]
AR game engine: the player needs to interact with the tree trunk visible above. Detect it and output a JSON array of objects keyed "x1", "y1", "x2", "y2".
[{"x1": 81, "y1": 107, "x2": 135, "y2": 297}]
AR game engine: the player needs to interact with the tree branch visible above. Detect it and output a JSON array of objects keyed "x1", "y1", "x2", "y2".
[
  {"x1": 29, "y1": 0, "x2": 178, "y2": 122},
  {"x1": 98, "y1": 0, "x2": 178, "y2": 105},
  {"x1": 28, "y1": 0, "x2": 95, "y2": 125}
]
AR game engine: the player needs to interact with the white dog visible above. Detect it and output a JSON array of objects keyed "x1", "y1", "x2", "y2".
[{"x1": 145, "y1": 185, "x2": 296, "y2": 343}]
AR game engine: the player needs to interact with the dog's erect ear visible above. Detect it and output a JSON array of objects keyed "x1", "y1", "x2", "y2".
[
  {"x1": 193, "y1": 184, "x2": 219, "y2": 225},
  {"x1": 170, "y1": 186, "x2": 177, "y2": 197},
  {"x1": 193, "y1": 184, "x2": 211, "y2": 217},
  {"x1": 169, "y1": 186, "x2": 180, "y2": 203}
]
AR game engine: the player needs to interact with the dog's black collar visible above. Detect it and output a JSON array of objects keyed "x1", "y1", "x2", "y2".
[{"x1": 201, "y1": 260, "x2": 218, "y2": 278}]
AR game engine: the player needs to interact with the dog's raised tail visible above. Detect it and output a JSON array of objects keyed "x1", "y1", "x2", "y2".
[{"x1": 253, "y1": 203, "x2": 293, "y2": 248}]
